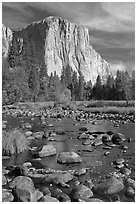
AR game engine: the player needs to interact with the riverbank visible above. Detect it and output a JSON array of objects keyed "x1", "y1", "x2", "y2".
[{"x1": 2, "y1": 102, "x2": 135, "y2": 202}]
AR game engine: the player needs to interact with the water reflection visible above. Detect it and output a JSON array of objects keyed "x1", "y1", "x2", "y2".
[{"x1": 3, "y1": 116, "x2": 135, "y2": 173}]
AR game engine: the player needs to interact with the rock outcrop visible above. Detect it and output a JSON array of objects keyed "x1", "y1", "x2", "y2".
[
  {"x1": 2, "y1": 24, "x2": 13, "y2": 58},
  {"x1": 2, "y1": 16, "x2": 111, "y2": 84}
]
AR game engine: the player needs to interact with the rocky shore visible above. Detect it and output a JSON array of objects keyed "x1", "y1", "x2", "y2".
[{"x1": 2, "y1": 105, "x2": 135, "y2": 202}]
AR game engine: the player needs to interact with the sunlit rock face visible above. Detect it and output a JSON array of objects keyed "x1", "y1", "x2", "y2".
[
  {"x1": 2, "y1": 24, "x2": 13, "y2": 58},
  {"x1": 2, "y1": 16, "x2": 111, "y2": 84}
]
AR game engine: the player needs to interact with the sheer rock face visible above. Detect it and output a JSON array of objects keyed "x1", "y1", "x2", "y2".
[
  {"x1": 2, "y1": 24, "x2": 13, "y2": 58},
  {"x1": 2, "y1": 16, "x2": 111, "y2": 84}
]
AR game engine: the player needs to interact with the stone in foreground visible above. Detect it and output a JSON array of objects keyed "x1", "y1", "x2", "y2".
[
  {"x1": 112, "y1": 133, "x2": 126, "y2": 145},
  {"x1": 2, "y1": 189, "x2": 14, "y2": 202},
  {"x1": 86, "y1": 198, "x2": 103, "y2": 202},
  {"x1": 57, "y1": 152, "x2": 82, "y2": 164},
  {"x1": 9, "y1": 176, "x2": 39, "y2": 202},
  {"x1": 38, "y1": 145, "x2": 57, "y2": 157},
  {"x1": 72, "y1": 184, "x2": 93, "y2": 201},
  {"x1": 2, "y1": 175, "x2": 7, "y2": 186},
  {"x1": 44, "y1": 172, "x2": 73, "y2": 185},
  {"x1": 39, "y1": 195, "x2": 59, "y2": 202},
  {"x1": 9, "y1": 176, "x2": 34, "y2": 189},
  {"x1": 93, "y1": 176, "x2": 124, "y2": 195}
]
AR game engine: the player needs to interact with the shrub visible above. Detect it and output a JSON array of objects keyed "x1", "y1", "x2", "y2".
[
  {"x1": 63, "y1": 101, "x2": 77, "y2": 111},
  {"x1": 87, "y1": 100, "x2": 104, "y2": 108},
  {"x1": 2, "y1": 128, "x2": 29, "y2": 156},
  {"x1": 56, "y1": 88, "x2": 71, "y2": 103}
]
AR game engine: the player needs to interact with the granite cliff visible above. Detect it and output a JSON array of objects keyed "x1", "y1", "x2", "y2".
[
  {"x1": 2, "y1": 16, "x2": 111, "y2": 84},
  {"x1": 2, "y1": 24, "x2": 13, "y2": 58}
]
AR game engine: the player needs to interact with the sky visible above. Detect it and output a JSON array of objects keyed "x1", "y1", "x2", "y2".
[{"x1": 2, "y1": 2, "x2": 135, "y2": 74}]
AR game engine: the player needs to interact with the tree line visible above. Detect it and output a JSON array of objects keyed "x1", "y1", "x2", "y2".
[{"x1": 2, "y1": 38, "x2": 135, "y2": 104}]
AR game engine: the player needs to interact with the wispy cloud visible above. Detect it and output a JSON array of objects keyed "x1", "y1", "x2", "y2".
[
  {"x1": 102, "y1": 2, "x2": 135, "y2": 22},
  {"x1": 2, "y1": 2, "x2": 135, "y2": 73},
  {"x1": 84, "y1": 2, "x2": 135, "y2": 33},
  {"x1": 109, "y1": 61, "x2": 135, "y2": 76},
  {"x1": 89, "y1": 30, "x2": 135, "y2": 50}
]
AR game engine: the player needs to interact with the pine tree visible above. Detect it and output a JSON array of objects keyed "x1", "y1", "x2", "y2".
[
  {"x1": 48, "y1": 72, "x2": 62, "y2": 101},
  {"x1": 27, "y1": 39, "x2": 40, "y2": 101},
  {"x1": 78, "y1": 72, "x2": 85, "y2": 101},
  {"x1": 8, "y1": 37, "x2": 19, "y2": 68},
  {"x1": 94, "y1": 75, "x2": 102, "y2": 100},
  {"x1": 61, "y1": 65, "x2": 72, "y2": 89},
  {"x1": 71, "y1": 71, "x2": 78, "y2": 100},
  {"x1": 85, "y1": 80, "x2": 92, "y2": 100},
  {"x1": 131, "y1": 70, "x2": 135, "y2": 100},
  {"x1": 115, "y1": 70, "x2": 124, "y2": 100},
  {"x1": 106, "y1": 75, "x2": 115, "y2": 100},
  {"x1": 123, "y1": 71, "x2": 132, "y2": 103}
]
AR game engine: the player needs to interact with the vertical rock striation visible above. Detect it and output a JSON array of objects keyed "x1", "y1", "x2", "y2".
[
  {"x1": 2, "y1": 16, "x2": 111, "y2": 84},
  {"x1": 2, "y1": 24, "x2": 13, "y2": 58}
]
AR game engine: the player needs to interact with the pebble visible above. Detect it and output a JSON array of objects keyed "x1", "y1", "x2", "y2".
[
  {"x1": 102, "y1": 145, "x2": 112, "y2": 150},
  {"x1": 2, "y1": 175, "x2": 7, "y2": 185},
  {"x1": 115, "y1": 158, "x2": 125, "y2": 165},
  {"x1": 32, "y1": 158, "x2": 41, "y2": 161},
  {"x1": 121, "y1": 145, "x2": 128, "y2": 150},
  {"x1": 124, "y1": 178, "x2": 135, "y2": 189},
  {"x1": 23, "y1": 162, "x2": 32, "y2": 168},
  {"x1": 125, "y1": 187, "x2": 135, "y2": 198},
  {"x1": 120, "y1": 167, "x2": 131, "y2": 176},
  {"x1": 2, "y1": 189, "x2": 14, "y2": 202},
  {"x1": 2, "y1": 156, "x2": 10, "y2": 160},
  {"x1": 74, "y1": 168, "x2": 87, "y2": 176},
  {"x1": 85, "y1": 179, "x2": 94, "y2": 189},
  {"x1": 104, "y1": 151, "x2": 110, "y2": 156},
  {"x1": 116, "y1": 163, "x2": 124, "y2": 169}
]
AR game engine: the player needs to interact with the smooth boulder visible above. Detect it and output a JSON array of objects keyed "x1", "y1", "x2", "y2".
[
  {"x1": 2, "y1": 189, "x2": 14, "y2": 202},
  {"x1": 44, "y1": 172, "x2": 73, "y2": 186},
  {"x1": 9, "y1": 176, "x2": 34, "y2": 189},
  {"x1": 72, "y1": 184, "x2": 93, "y2": 201},
  {"x1": 39, "y1": 195, "x2": 59, "y2": 202},
  {"x1": 9, "y1": 176, "x2": 38, "y2": 202},
  {"x1": 112, "y1": 133, "x2": 125, "y2": 145},
  {"x1": 2, "y1": 175, "x2": 7, "y2": 186},
  {"x1": 57, "y1": 152, "x2": 82, "y2": 164},
  {"x1": 93, "y1": 176, "x2": 124, "y2": 195},
  {"x1": 38, "y1": 145, "x2": 57, "y2": 157}
]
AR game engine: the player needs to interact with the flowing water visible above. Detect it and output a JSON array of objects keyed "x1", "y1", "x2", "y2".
[{"x1": 2, "y1": 115, "x2": 135, "y2": 202}]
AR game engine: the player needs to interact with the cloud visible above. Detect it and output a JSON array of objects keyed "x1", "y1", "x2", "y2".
[
  {"x1": 89, "y1": 30, "x2": 135, "y2": 50},
  {"x1": 109, "y1": 61, "x2": 135, "y2": 76},
  {"x1": 2, "y1": 2, "x2": 135, "y2": 72},
  {"x1": 85, "y1": 16, "x2": 134, "y2": 33},
  {"x1": 83, "y1": 2, "x2": 135, "y2": 33},
  {"x1": 2, "y1": 2, "x2": 135, "y2": 33},
  {"x1": 2, "y1": 2, "x2": 34, "y2": 29},
  {"x1": 101, "y1": 2, "x2": 135, "y2": 22}
]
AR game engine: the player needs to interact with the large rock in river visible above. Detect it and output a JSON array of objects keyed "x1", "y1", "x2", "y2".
[
  {"x1": 93, "y1": 176, "x2": 124, "y2": 195},
  {"x1": 9, "y1": 176, "x2": 34, "y2": 189},
  {"x1": 38, "y1": 145, "x2": 57, "y2": 157},
  {"x1": 44, "y1": 172, "x2": 73, "y2": 185},
  {"x1": 57, "y1": 152, "x2": 82, "y2": 164},
  {"x1": 112, "y1": 133, "x2": 126, "y2": 145}
]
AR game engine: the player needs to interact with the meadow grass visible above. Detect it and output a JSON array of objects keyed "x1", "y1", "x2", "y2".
[
  {"x1": 79, "y1": 106, "x2": 135, "y2": 114},
  {"x1": 9, "y1": 100, "x2": 135, "y2": 112},
  {"x1": 2, "y1": 128, "x2": 29, "y2": 156},
  {"x1": 76, "y1": 100, "x2": 135, "y2": 108}
]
